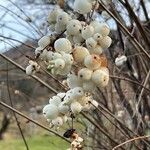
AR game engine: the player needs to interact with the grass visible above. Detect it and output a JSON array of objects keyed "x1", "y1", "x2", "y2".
[{"x1": 0, "y1": 135, "x2": 69, "y2": 150}]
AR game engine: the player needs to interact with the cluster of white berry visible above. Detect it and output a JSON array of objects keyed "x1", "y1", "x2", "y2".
[
  {"x1": 26, "y1": 60, "x2": 40, "y2": 75},
  {"x1": 43, "y1": 88, "x2": 98, "y2": 129},
  {"x1": 25, "y1": 0, "x2": 112, "y2": 147}
]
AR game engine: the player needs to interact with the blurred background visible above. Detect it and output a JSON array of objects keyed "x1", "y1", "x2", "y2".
[{"x1": 0, "y1": 0, "x2": 150, "y2": 149}]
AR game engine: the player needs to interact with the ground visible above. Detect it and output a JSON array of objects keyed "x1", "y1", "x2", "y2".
[{"x1": 0, "y1": 135, "x2": 69, "y2": 150}]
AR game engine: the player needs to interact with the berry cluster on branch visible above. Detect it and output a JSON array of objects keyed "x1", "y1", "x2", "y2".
[{"x1": 25, "y1": 0, "x2": 112, "y2": 149}]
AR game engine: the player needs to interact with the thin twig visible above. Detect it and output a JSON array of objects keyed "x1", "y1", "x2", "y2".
[
  {"x1": 112, "y1": 135, "x2": 150, "y2": 150},
  {"x1": 0, "y1": 100, "x2": 70, "y2": 143}
]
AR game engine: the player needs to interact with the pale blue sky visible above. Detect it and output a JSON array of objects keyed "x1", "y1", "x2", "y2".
[{"x1": 0, "y1": 0, "x2": 149, "y2": 52}]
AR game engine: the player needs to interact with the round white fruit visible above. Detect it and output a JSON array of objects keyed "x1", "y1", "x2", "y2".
[
  {"x1": 26, "y1": 65, "x2": 33, "y2": 75},
  {"x1": 66, "y1": 19, "x2": 82, "y2": 36},
  {"x1": 82, "y1": 25, "x2": 94, "y2": 40},
  {"x1": 115, "y1": 55, "x2": 127, "y2": 67},
  {"x1": 52, "y1": 117, "x2": 63, "y2": 126},
  {"x1": 91, "y1": 68, "x2": 109, "y2": 87},
  {"x1": 38, "y1": 36, "x2": 51, "y2": 48},
  {"x1": 47, "y1": 7, "x2": 62, "y2": 24},
  {"x1": 55, "y1": 23, "x2": 66, "y2": 34},
  {"x1": 58, "y1": 102, "x2": 69, "y2": 114},
  {"x1": 73, "y1": 46, "x2": 90, "y2": 63},
  {"x1": 99, "y1": 36, "x2": 112, "y2": 49},
  {"x1": 94, "y1": 23, "x2": 110, "y2": 36},
  {"x1": 84, "y1": 54, "x2": 101, "y2": 70},
  {"x1": 74, "y1": 0, "x2": 92, "y2": 14},
  {"x1": 82, "y1": 80, "x2": 96, "y2": 92},
  {"x1": 43, "y1": 104, "x2": 59, "y2": 120},
  {"x1": 67, "y1": 73, "x2": 83, "y2": 89},
  {"x1": 54, "y1": 38, "x2": 72, "y2": 53},
  {"x1": 56, "y1": 12, "x2": 69, "y2": 25},
  {"x1": 49, "y1": 96, "x2": 62, "y2": 106},
  {"x1": 86, "y1": 37, "x2": 97, "y2": 50},
  {"x1": 71, "y1": 101, "x2": 82, "y2": 114},
  {"x1": 78, "y1": 68, "x2": 93, "y2": 81}
]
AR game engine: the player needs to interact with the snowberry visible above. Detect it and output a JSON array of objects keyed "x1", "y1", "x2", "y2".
[
  {"x1": 63, "y1": 93, "x2": 74, "y2": 104},
  {"x1": 74, "y1": 0, "x2": 92, "y2": 14},
  {"x1": 66, "y1": 19, "x2": 82, "y2": 36},
  {"x1": 62, "y1": 53, "x2": 74, "y2": 65},
  {"x1": 62, "y1": 115, "x2": 68, "y2": 123},
  {"x1": 82, "y1": 80, "x2": 96, "y2": 92},
  {"x1": 66, "y1": 35, "x2": 74, "y2": 44},
  {"x1": 57, "y1": 12, "x2": 70, "y2": 25},
  {"x1": 55, "y1": 23, "x2": 66, "y2": 33},
  {"x1": 101, "y1": 11, "x2": 110, "y2": 19},
  {"x1": 73, "y1": 33, "x2": 84, "y2": 45},
  {"x1": 54, "y1": 38, "x2": 72, "y2": 53},
  {"x1": 71, "y1": 101, "x2": 82, "y2": 114},
  {"x1": 115, "y1": 55, "x2": 127, "y2": 67},
  {"x1": 43, "y1": 104, "x2": 59, "y2": 120},
  {"x1": 81, "y1": 25, "x2": 94, "y2": 40},
  {"x1": 29, "y1": 60, "x2": 39, "y2": 68},
  {"x1": 90, "y1": 20, "x2": 101, "y2": 29},
  {"x1": 57, "y1": 92, "x2": 66, "y2": 99},
  {"x1": 78, "y1": 96, "x2": 91, "y2": 106},
  {"x1": 94, "y1": 23, "x2": 110, "y2": 36},
  {"x1": 26, "y1": 61, "x2": 40, "y2": 75},
  {"x1": 49, "y1": 23, "x2": 55, "y2": 31},
  {"x1": 84, "y1": 54, "x2": 101, "y2": 70},
  {"x1": 67, "y1": 73, "x2": 83, "y2": 89},
  {"x1": 26, "y1": 65, "x2": 34, "y2": 75},
  {"x1": 52, "y1": 117, "x2": 63, "y2": 127},
  {"x1": 54, "y1": 58, "x2": 66, "y2": 69},
  {"x1": 47, "y1": 7, "x2": 62, "y2": 24},
  {"x1": 93, "y1": 33, "x2": 103, "y2": 42},
  {"x1": 52, "y1": 52, "x2": 62, "y2": 60},
  {"x1": 49, "y1": 96, "x2": 62, "y2": 106},
  {"x1": 78, "y1": 68, "x2": 93, "y2": 81},
  {"x1": 38, "y1": 36, "x2": 51, "y2": 48},
  {"x1": 73, "y1": 46, "x2": 90, "y2": 63},
  {"x1": 91, "y1": 45, "x2": 103, "y2": 55},
  {"x1": 72, "y1": 87, "x2": 84, "y2": 99},
  {"x1": 55, "y1": 65, "x2": 72, "y2": 76},
  {"x1": 35, "y1": 47, "x2": 49, "y2": 60},
  {"x1": 91, "y1": 68, "x2": 109, "y2": 87},
  {"x1": 58, "y1": 102, "x2": 69, "y2": 115},
  {"x1": 46, "y1": 51, "x2": 54, "y2": 61},
  {"x1": 86, "y1": 37, "x2": 97, "y2": 50},
  {"x1": 99, "y1": 36, "x2": 112, "y2": 49}
]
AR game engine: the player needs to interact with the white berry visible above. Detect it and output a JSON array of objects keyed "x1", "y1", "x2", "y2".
[
  {"x1": 43, "y1": 104, "x2": 59, "y2": 120},
  {"x1": 74, "y1": 0, "x2": 92, "y2": 14},
  {"x1": 86, "y1": 37, "x2": 97, "y2": 50},
  {"x1": 99, "y1": 36, "x2": 112, "y2": 49},
  {"x1": 52, "y1": 117, "x2": 63, "y2": 126},
  {"x1": 49, "y1": 96, "x2": 62, "y2": 106},
  {"x1": 54, "y1": 38, "x2": 72, "y2": 53},
  {"x1": 73, "y1": 46, "x2": 90, "y2": 63},
  {"x1": 115, "y1": 55, "x2": 127, "y2": 67},
  {"x1": 82, "y1": 25, "x2": 94, "y2": 40},
  {"x1": 38, "y1": 36, "x2": 51, "y2": 48},
  {"x1": 66, "y1": 19, "x2": 82, "y2": 36},
  {"x1": 94, "y1": 23, "x2": 110, "y2": 36},
  {"x1": 71, "y1": 101, "x2": 82, "y2": 114},
  {"x1": 78, "y1": 68, "x2": 93, "y2": 81},
  {"x1": 84, "y1": 54, "x2": 101, "y2": 70},
  {"x1": 91, "y1": 68, "x2": 109, "y2": 87}
]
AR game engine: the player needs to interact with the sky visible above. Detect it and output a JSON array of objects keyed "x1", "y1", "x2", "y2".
[{"x1": 0, "y1": 0, "x2": 150, "y2": 52}]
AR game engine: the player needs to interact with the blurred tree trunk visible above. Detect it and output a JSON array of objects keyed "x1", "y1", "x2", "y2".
[{"x1": 0, "y1": 114, "x2": 10, "y2": 140}]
